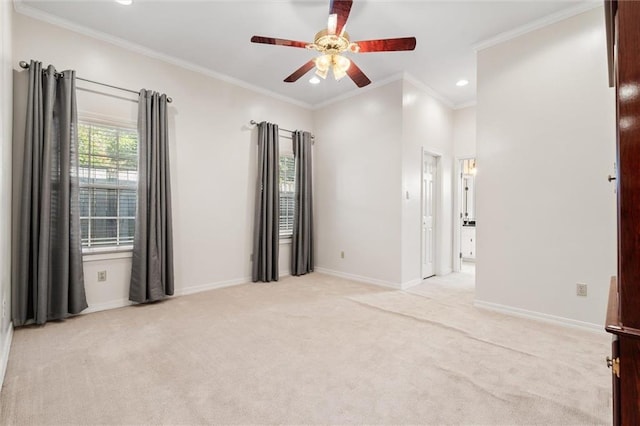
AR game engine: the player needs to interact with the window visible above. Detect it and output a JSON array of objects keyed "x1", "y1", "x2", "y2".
[
  {"x1": 279, "y1": 154, "x2": 295, "y2": 238},
  {"x1": 78, "y1": 121, "x2": 138, "y2": 249}
]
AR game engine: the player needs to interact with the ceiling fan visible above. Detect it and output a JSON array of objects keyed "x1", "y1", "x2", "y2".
[{"x1": 250, "y1": 0, "x2": 417, "y2": 88}]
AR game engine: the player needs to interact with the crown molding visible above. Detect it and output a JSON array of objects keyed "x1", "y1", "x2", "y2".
[
  {"x1": 313, "y1": 72, "x2": 457, "y2": 111},
  {"x1": 473, "y1": 1, "x2": 602, "y2": 52},
  {"x1": 402, "y1": 72, "x2": 455, "y2": 109},
  {"x1": 12, "y1": 0, "x2": 313, "y2": 110},
  {"x1": 12, "y1": 0, "x2": 464, "y2": 111},
  {"x1": 312, "y1": 72, "x2": 405, "y2": 110}
]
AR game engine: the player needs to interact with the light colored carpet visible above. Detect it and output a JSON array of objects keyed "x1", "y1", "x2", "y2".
[{"x1": 0, "y1": 271, "x2": 611, "y2": 425}]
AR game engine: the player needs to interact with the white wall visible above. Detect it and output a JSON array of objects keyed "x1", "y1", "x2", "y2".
[
  {"x1": 0, "y1": 0, "x2": 13, "y2": 389},
  {"x1": 453, "y1": 106, "x2": 476, "y2": 159},
  {"x1": 401, "y1": 78, "x2": 454, "y2": 285},
  {"x1": 12, "y1": 12, "x2": 313, "y2": 312},
  {"x1": 314, "y1": 77, "x2": 454, "y2": 288},
  {"x1": 475, "y1": 7, "x2": 616, "y2": 327},
  {"x1": 314, "y1": 80, "x2": 403, "y2": 287}
]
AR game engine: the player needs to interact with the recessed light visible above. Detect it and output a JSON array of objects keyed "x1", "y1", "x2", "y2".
[
  {"x1": 309, "y1": 77, "x2": 321, "y2": 85},
  {"x1": 456, "y1": 79, "x2": 469, "y2": 87},
  {"x1": 115, "y1": 0, "x2": 133, "y2": 5}
]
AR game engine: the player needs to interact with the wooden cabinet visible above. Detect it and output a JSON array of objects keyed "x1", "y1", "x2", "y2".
[
  {"x1": 604, "y1": 1, "x2": 640, "y2": 424},
  {"x1": 461, "y1": 226, "x2": 476, "y2": 260}
]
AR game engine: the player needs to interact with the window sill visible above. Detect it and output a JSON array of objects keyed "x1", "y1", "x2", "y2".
[
  {"x1": 280, "y1": 237, "x2": 292, "y2": 245},
  {"x1": 83, "y1": 246, "x2": 133, "y2": 262}
]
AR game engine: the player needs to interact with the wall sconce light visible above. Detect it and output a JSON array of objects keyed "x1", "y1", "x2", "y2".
[{"x1": 463, "y1": 158, "x2": 477, "y2": 175}]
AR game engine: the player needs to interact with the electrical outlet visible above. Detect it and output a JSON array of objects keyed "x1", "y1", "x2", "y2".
[
  {"x1": 98, "y1": 271, "x2": 107, "y2": 282},
  {"x1": 576, "y1": 283, "x2": 588, "y2": 297},
  {"x1": 341, "y1": 251, "x2": 345, "y2": 259}
]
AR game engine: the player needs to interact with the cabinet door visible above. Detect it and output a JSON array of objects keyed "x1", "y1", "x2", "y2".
[
  {"x1": 619, "y1": 337, "x2": 640, "y2": 424},
  {"x1": 461, "y1": 227, "x2": 476, "y2": 259},
  {"x1": 611, "y1": 337, "x2": 620, "y2": 425}
]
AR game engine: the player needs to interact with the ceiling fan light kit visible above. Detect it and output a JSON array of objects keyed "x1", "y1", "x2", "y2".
[
  {"x1": 313, "y1": 54, "x2": 351, "y2": 81},
  {"x1": 250, "y1": 0, "x2": 416, "y2": 88}
]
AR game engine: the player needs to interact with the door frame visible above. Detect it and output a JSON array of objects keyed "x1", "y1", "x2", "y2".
[{"x1": 421, "y1": 148, "x2": 441, "y2": 280}]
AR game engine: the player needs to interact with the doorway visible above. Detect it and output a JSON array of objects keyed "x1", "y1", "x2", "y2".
[
  {"x1": 454, "y1": 158, "x2": 476, "y2": 274},
  {"x1": 421, "y1": 151, "x2": 437, "y2": 279}
]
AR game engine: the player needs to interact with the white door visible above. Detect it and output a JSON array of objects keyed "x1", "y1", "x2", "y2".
[{"x1": 422, "y1": 153, "x2": 436, "y2": 279}]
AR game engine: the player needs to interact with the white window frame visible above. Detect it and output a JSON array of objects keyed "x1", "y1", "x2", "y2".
[{"x1": 78, "y1": 116, "x2": 138, "y2": 254}]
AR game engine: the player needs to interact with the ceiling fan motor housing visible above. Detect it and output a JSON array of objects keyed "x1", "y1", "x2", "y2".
[{"x1": 307, "y1": 30, "x2": 360, "y2": 54}]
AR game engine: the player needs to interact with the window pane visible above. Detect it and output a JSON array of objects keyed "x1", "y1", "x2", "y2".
[
  {"x1": 280, "y1": 156, "x2": 295, "y2": 184},
  {"x1": 91, "y1": 126, "x2": 117, "y2": 185},
  {"x1": 91, "y1": 188, "x2": 117, "y2": 217},
  {"x1": 90, "y1": 163, "x2": 118, "y2": 185},
  {"x1": 80, "y1": 218, "x2": 89, "y2": 243},
  {"x1": 79, "y1": 187, "x2": 90, "y2": 217},
  {"x1": 91, "y1": 126, "x2": 117, "y2": 157},
  {"x1": 119, "y1": 130, "x2": 138, "y2": 158},
  {"x1": 78, "y1": 125, "x2": 90, "y2": 155},
  {"x1": 90, "y1": 219, "x2": 117, "y2": 244},
  {"x1": 79, "y1": 153, "x2": 90, "y2": 184},
  {"x1": 119, "y1": 219, "x2": 135, "y2": 243},
  {"x1": 280, "y1": 192, "x2": 295, "y2": 235},
  {"x1": 118, "y1": 155, "x2": 137, "y2": 172},
  {"x1": 119, "y1": 189, "x2": 136, "y2": 217},
  {"x1": 118, "y1": 158, "x2": 138, "y2": 186},
  {"x1": 279, "y1": 155, "x2": 295, "y2": 236}
]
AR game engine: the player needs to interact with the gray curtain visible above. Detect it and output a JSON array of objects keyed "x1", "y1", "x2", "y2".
[
  {"x1": 291, "y1": 131, "x2": 314, "y2": 276},
  {"x1": 129, "y1": 89, "x2": 174, "y2": 303},
  {"x1": 252, "y1": 122, "x2": 280, "y2": 282},
  {"x1": 12, "y1": 60, "x2": 87, "y2": 326}
]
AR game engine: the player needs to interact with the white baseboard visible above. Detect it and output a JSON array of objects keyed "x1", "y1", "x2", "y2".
[
  {"x1": 474, "y1": 300, "x2": 604, "y2": 334},
  {"x1": 82, "y1": 278, "x2": 252, "y2": 312},
  {"x1": 315, "y1": 267, "x2": 401, "y2": 289},
  {"x1": 401, "y1": 278, "x2": 423, "y2": 290},
  {"x1": 82, "y1": 273, "x2": 294, "y2": 314},
  {"x1": 177, "y1": 276, "x2": 251, "y2": 296},
  {"x1": 439, "y1": 267, "x2": 453, "y2": 276},
  {"x1": 0, "y1": 322, "x2": 14, "y2": 393},
  {"x1": 82, "y1": 299, "x2": 133, "y2": 315},
  {"x1": 178, "y1": 271, "x2": 294, "y2": 296}
]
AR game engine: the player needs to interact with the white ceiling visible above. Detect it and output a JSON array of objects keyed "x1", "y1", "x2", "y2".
[{"x1": 16, "y1": 0, "x2": 598, "y2": 108}]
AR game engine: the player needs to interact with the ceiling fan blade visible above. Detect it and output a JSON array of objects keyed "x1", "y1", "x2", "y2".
[
  {"x1": 346, "y1": 60, "x2": 371, "y2": 88},
  {"x1": 284, "y1": 60, "x2": 316, "y2": 83},
  {"x1": 354, "y1": 37, "x2": 417, "y2": 53},
  {"x1": 251, "y1": 36, "x2": 308, "y2": 49},
  {"x1": 329, "y1": 0, "x2": 353, "y2": 35}
]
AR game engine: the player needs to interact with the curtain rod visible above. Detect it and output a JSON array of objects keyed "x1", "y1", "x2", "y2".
[
  {"x1": 249, "y1": 120, "x2": 315, "y2": 140},
  {"x1": 18, "y1": 61, "x2": 173, "y2": 103}
]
